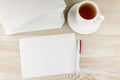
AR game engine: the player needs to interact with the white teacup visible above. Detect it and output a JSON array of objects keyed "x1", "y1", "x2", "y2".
[{"x1": 68, "y1": 0, "x2": 104, "y2": 34}]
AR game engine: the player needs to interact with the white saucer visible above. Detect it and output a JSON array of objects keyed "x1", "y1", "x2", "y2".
[{"x1": 68, "y1": 3, "x2": 101, "y2": 34}]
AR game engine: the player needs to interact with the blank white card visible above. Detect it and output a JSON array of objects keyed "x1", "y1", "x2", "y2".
[{"x1": 20, "y1": 33, "x2": 76, "y2": 78}]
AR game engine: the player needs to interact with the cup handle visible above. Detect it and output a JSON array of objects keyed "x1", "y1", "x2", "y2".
[{"x1": 97, "y1": 15, "x2": 104, "y2": 22}]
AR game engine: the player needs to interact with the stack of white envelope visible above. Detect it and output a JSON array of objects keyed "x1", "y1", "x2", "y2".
[{"x1": 0, "y1": 0, "x2": 66, "y2": 35}]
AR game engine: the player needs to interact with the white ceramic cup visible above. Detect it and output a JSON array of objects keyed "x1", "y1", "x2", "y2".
[{"x1": 68, "y1": 0, "x2": 104, "y2": 34}]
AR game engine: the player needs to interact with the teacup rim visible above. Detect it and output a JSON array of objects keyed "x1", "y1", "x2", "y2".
[{"x1": 76, "y1": 0, "x2": 100, "y2": 21}]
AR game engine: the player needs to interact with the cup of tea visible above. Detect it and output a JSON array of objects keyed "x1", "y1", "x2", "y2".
[{"x1": 68, "y1": 0, "x2": 104, "y2": 34}]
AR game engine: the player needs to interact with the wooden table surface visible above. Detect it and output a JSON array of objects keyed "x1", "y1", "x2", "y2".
[{"x1": 0, "y1": 0, "x2": 120, "y2": 80}]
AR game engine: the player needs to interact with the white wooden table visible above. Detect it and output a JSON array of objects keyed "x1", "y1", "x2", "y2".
[{"x1": 0, "y1": 0, "x2": 120, "y2": 80}]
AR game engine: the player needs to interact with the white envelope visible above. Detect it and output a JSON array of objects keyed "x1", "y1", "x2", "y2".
[
  {"x1": 20, "y1": 33, "x2": 76, "y2": 78},
  {"x1": 0, "y1": 0, "x2": 66, "y2": 35},
  {"x1": 7, "y1": 9, "x2": 65, "y2": 34}
]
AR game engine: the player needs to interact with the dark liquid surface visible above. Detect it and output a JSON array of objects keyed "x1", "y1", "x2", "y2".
[{"x1": 79, "y1": 3, "x2": 96, "y2": 20}]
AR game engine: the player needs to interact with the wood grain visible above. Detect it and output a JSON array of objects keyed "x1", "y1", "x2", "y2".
[{"x1": 0, "y1": 0, "x2": 120, "y2": 80}]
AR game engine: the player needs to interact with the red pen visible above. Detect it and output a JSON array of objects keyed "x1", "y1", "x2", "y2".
[{"x1": 76, "y1": 40, "x2": 82, "y2": 75}]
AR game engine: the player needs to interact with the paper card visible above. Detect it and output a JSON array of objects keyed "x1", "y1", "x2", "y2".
[{"x1": 20, "y1": 33, "x2": 76, "y2": 78}]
